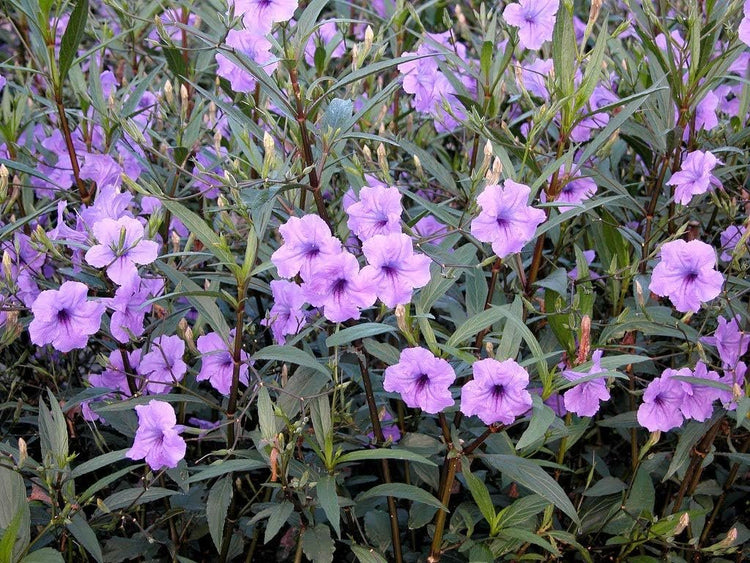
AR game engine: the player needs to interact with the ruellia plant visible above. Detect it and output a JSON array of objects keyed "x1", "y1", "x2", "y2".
[{"x1": 0, "y1": 0, "x2": 749, "y2": 561}]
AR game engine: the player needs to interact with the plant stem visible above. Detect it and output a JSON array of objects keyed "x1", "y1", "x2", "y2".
[
  {"x1": 356, "y1": 345, "x2": 403, "y2": 563},
  {"x1": 54, "y1": 95, "x2": 89, "y2": 203},
  {"x1": 671, "y1": 417, "x2": 723, "y2": 513},
  {"x1": 226, "y1": 278, "x2": 248, "y2": 449},
  {"x1": 427, "y1": 455, "x2": 458, "y2": 562}
]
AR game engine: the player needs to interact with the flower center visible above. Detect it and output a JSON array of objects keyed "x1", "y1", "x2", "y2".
[
  {"x1": 491, "y1": 384, "x2": 505, "y2": 399},
  {"x1": 416, "y1": 373, "x2": 430, "y2": 388},
  {"x1": 57, "y1": 308, "x2": 70, "y2": 325},
  {"x1": 332, "y1": 278, "x2": 348, "y2": 296},
  {"x1": 381, "y1": 263, "x2": 398, "y2": 278}
]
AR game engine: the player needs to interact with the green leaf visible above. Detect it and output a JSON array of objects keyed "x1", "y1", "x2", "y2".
[
  {"x1": 485, "y1": 307, "x2": 549, "y2": 379},
  {"x1": 516, "y1": 395, "x2": 556, "y2": 450},
  {"x1": 0, "y1": 505, "x2": 23, "y2": 563},
  {"x1": 253, "y1": 345, "x2": 330, "y2": 378},
  {"x1": 496, "y1": 527, "x2": 559, "y2": 557},
  {"x1": 364, "y1": 510, "x2": 391, "y2": 553},
  {"x1": 264, "y1": 500, "x2": 294, "y2": 544},
  {"x1": 446, "y1": 304, "x2": 510, "y2": 349},
  {"x1": 325, "y1": 323, "x2": 396, "y2": 348},
  {"x1": 624, "y1": 465, "x2": 655, "y2": 518},
  {"x1": 310, "y1": 395, "x2": 333, "y2": 465},
  {"x1": 207, "y1": 476, "x2": 233, "y2": 553},
  {"x1": 320, "y1": 98, "x2": 353, "y2": 135},
  {"x1": 21, "y1": 548, "x2": 65, "y2": 563},
  {"x1": 96, "y1": 487, "x2": 176, "y2": 514},
  {"x1": 461, "y1": 459, "x2": 495, "y2": 526},
  {"x1": 664, "y1": 414, "x2": 722, "y2": 482},
  {"x1": 58, "y1": 0, "x2": 89, "y2": 83},
  {"x1": 158, "y1": 199, "x2": 238, "y2": 274},
  {"x1": 357, "y1": 483, "x2": 446, "y2": 511},
  {"x1": 257, "y1": 385, "x2": 277, "y2": 443},
  {"x1": 66, "y1": 512, "x2": 103, "y2": 563},
  {"x1": 154, "y1": 260, "x2": 230, "y2": 341},
  {"x1": 38, "y1": 389, "x2": 68, "y2": 468},
  {"x1": 71, "y1": 449, "x2": 128, "y2": 479},
  {"x1": 482, "y1": 455, "x2": 579, "y2": 524},
  {"x1": 336, "y1": 448, "x2": 436, "y2": 467},
  {"x1": 301, "y1": 524, "x2": 335, "y2": 563},
  {"x1": 493, "y1": 494, "x2": 551, "y2": 531},
  {"x1": 316, "y1": 474, "x2": 340, "y2": 538},
  {"x1": 0, "y1": 466, "x2": 30, "y2": 561},
  {"x1": 186, "y1": 459, "x2": 266, "y2": 483},
  {"x1": 351, "y1": 544, "x2": 388, "y2": 563},
  {"x1": 583, "y1": 477, "x2": 627, "y2": 497}
]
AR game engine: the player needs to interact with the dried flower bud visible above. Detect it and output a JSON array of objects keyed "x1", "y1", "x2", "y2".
[
  {"x1": 674, "y1": 512, "x2": 690, "y2": 535},
  {"x1": 180, "y1": 84, "x2": 188, "y2": 109},
  {"x1": 17, "y1": 437, "x2": 27, "y2": 468},
  {"x1": 0, "y1": 164, "x2": 9, "y2": 202},
  {"x1": 413, "y1": 155, "x2": 423, "y2": 178},
  {"x1": 576, "y1": 315, "x2": 591, "y2": 365},
  {"x1": 587, "y1": 0, "x2": 602, "y2": 29},
  {"x1": 2, "y1": 251, "x2": 12, "y2": 281},
  {"x1": 395, "y1": 304, "x2": 408, "y2": 334}
]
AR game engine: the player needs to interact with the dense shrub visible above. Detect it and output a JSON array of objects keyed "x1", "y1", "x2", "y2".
[{"x1": 0, "y1": 0, "x2": 748, "y2": 561}]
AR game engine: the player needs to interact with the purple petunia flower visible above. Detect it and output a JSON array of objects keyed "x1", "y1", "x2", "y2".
[
  {"x1": 739, "y1": 0, "x2": 750, "y2": 47},
  {"x1": 562, "y1": 350, "x2": 611, "y2": 417},
  {"x1": 196, "y1": 330, "x2": 249, "y2": 396},
  {"x1": 383, "y1": 347, "x2": 455, "y2": 414},
  {"x1": 346, "y1": 185, "x2": 403, "y2": 241},
  {"x1": 413, "y1": 216, "x2": 449, "y2": 246},
  {"x1": 701, "y1": 315, "x2": 749, "y2": 369},
  {"x1": 503, "y1": 0, "x2": 559, "y2": 50},
  {"x1": 555, "y1": 168, "x2": 597, "y2": 206},
  {"x1": 569, "y1": 85, "x2": 619, "y2": 143},
  {"x1": 80, "y1": 153, "x2": 122, "y2": 189},
  {"x1": 470, "y1": 180, "x2": 546, "y2": 259},
  {"x1": 460, "y1": 358, "x2": 533, "y2": 425},
  {"x1": 29, "y1": 281, "x2": 104, "y2": 352},
  {"x1": 667, "y1": 150, "x2": 722, "y2": 206},
  {"x1": 637, "y1": 374, "x2": 685, "y2": 432},
  {"x1": 302, "y1": 251, "x2": 376, "y2": 323},
  {"x1": 271, "y1": 215, "x2": 342, "y2": 280},
  {"x1": 137, "y1": 335, "x2": 187, "y2": 394},
  {"x1": 261, "y1": 280, "x2": 308, "y2": 344},
  {"x1": 360, "y1": 233, "x2": 432, "y2": 308},
  {"x1": 231, "y1": 0, "x2": 297, "y2": 31},
  {"x1": 216, "y1": 29, "x2": 278, "y2": 93},
  {"x1": 106, "y1": 281, "x2": 154, "y2": 343},
  {"x1": 718, "y1": 225, "x2": 747, "y2": 262},
  {"x1": 719, "y1": 361, "x2": 746, "y2": 409},
  {"x1": 367, "y1": 409, "x2": 402, "y2": 445},
  {"x1": 304, "y1": 20, "x2": 345, "y2": 66},
  {"x1": 519, "y1": 58, "x2": 554, "y2": 100},
  {"x1": 674, "y1": 362, "x2": 722, "y2": 422},
  {"x1": 85, "y1": 216, "x2": 159, "y2": 285},
  {"x1": 126, "y1": 400, "x2": 186, "y2": 470},
  {"x1": 648, "y1": 239, "x2": 723, "y2": 313}
]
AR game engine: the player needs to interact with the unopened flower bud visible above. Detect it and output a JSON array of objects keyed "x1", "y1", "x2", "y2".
[
  {"x1": 17, "y1": 437, "x2": 27, "y2": 468},
  {"x1": 362, "y1": 145, "x2": 372, "y2": 163},
  {"x1": 213, "y1": 130, "x2": 222, "y2": 154},
  {"x1": 587, "y1": 0, "x2": 602, "y2": 29},
  {"x1": 576, "y1": 315, "x2": 591, "y2": 365},
  {"x1": 364, "y1": 25, "x2": 374, "y2": 53},
  {"x1": 263, "y1": 131, "x2": 275, "y2": 159},
  {"x1": 2, "y1": 251, "x2": 12, "y2": 281},
  {"x1": 164, "y1": 80, "x2": 174, "y2": 105},
  {"x1": 377, "y1": 143, "x2": 388, "y2": 176},
  {"x1": 180, "y1": 84, "x2": 189, "y2": 109},
  {"x1": 485, "y1": 341, "x2": 494, "y2": 357},
  {"x1": 0, "y1": 164, "x2": 8, "y2": 201},
  {"x1": 674, "y1": 512, "x2": 689, "y2": 535},
  {"x1": 413, "y1": 155, "x2": 423, "y2": 178},
  {"x1": 178, "y1": 318, "x2": 195, "y2": 351},
  {"x1": 395, "y1": 304, "x2": 408, "y2": 333},
  {"x1": 171, "y1": 230, "x2": 181, "y2": 253},
  {"x1": 717, "y1": 527, "x2": 737, "y2": 548}
]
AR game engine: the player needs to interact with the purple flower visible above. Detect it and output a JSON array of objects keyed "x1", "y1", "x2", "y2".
[
  {"x1": 302, "y1": 251, "x2": 376, "y2": 322},
  {"x1": 137, "y1": 335, "x2": 187, "y2": 394},
  {"x1": 216, "y1": 29, "x2": 278, "y2": 93},
  {"x1": 568, "y1": 249, "x2": 600, "y2": 281},
  {"x1": 383, "y1": 347, "x2": 455, "y2": 414},
  {"x1": 271, "y1": 215, "x2": 342, "y2": 280},
  {"x1": 85, "y1": 217, "x2": 159, "y2": 285},
  {"x1": 460, "y1": 358, "x2": 533, "y2": 425},
  {"x1": 196, "y1": 331, "x2": 249, "y2": 396},
  {"x1": 80, "y1": 153, "x2": 122, "y2": 189},
  {"x1": 666, "y1": 150, "x2": 722, "y2": 206},
  {"x1": 562, "y1": 350, "x2": 610, "y2": 417},
  {"x1": 346, "y1": 185, "x2": 403, "y2": 241},
  {"x1": 555, "y1": 168, "x2": 597, "y2": 206},
  {"x1": 360, "y1": 233, "x2": 432, "y2": 308},
  {"x1": 649, "y1": 239, "x2": 723, "y2": 313},
  {"x1": 701, "y1": 315, "x2": 749, "y2": 368},
  {"x1": 106, "y1": 281, "x2": 154, "y2": 343},
  {"x1": 719, "y1": 361, "x2": 746, "y2": 409},
  {"x1": 637, "y1": 375, "x2": 685, "y2": 432},
  {"x1": 470, "y1": 180, "x2": 546, "y2": 259},
  {"x1": 29, "y1": 281, "x2": 104, "y2": 352},
  {"x1": 413, "y1": 216, "x2": 449, "y2": 246},
  {"x1": 519, "y1": 58, "x2": 554, "y2": 100},
  {"x1": 674, "y1": 363, "x2": 722, "y2": 422},
  {"x1": 718, "y1": 225, "x2": 747, "y2": 262},
  {"x1": 231, "y1": 0, "x2": 297, "y2": 30},
  {"x1": 570, "y1": 85, "x2": 619, "y2": 142},
  {"x1": 503, "y1": 0, "x2": 559, "y2": 50},
  {"x1": 304, "y1": 20, "x2": 345, "y2": 66},
  {"x1": 82, "y1": 349, "x2": 140, "y2": 422},
  {"x1": 126, "y1": 400, "x2": 186, "y2": 470},
  {"x1": 367, "y1": 409, "x2": 401, "y2": 444},
  {"x1": 739, "y1": 1, "x2": 750, "y2": 47},
  {"x1": 261, "y1": 280, "x2": 307, "y2": 344}
]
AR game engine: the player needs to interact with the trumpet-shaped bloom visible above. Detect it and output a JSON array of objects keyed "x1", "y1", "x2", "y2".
[
  {"x1": 562, "y1": 350, "x2": 611, "y2": 417},
  {"x1": 271, "y1": 214, "x2": 342, "y2": 280},
  {"x1": 460, "y1": 358, "x2": 533, "y2": 425},
  {"x1": 739, "y1": 1, "x2": 750, "y2": 47},
  {"x1": 470, "y1": 180, "x2": 546, "y2": 259},
  {"x1": 216, "y1": 29, "x2": 277, "y2": 93},
  {"x1": 137, "y1": 335, "x2": 187, "y2": 394},
  {"x1": 649, "y1": 239, "x2": 723, "y2": 313},
  {"x1": 85, "y1": 217, "x2": 159, "y2": 285},
  {"x1": 701, "y1": 315, "x2": 749, "y2": 368},
  {"x1": 346, "y1": 185, "x2": 403, "y2": 241},
  {"x1": 676, "y1": 363, "x2": 722, "y2": 422},
  {"x1": 384, "y1": 347, "x2": 455, "y2": 413},
  {"x1": 261, "y1": 280, "x2": 307, "y2": 344},
  {"x1": 29, "y1": 281, "x2": 104, "y2": 352},
  {"x1": 667, "y1": 150, "x2": 722, "y2": 206},
  {"x1": 231, "y1": 0, "x2": 297, "y2": 31},
  {"x1": 127, "y1": 400, "x2": 186, "y2": 470},
  {"x1": 503, "y1": 0, "x2": 559, "y2": 50},
  {"x1": 303, "y1": 251, "x2": 376, "y2": 322},
  {"x1": 196, "y1": 330, "x2": 249, "y2": 396},
  {"x1": 360, "y1": 233, "x2": 432, "y2": 308},
  {"x1": 637, "y1": 374, "x2": 685, "y2": 432},
  {"x1": 718, "y1": 225, "x2": 747, "y2": 262}
]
